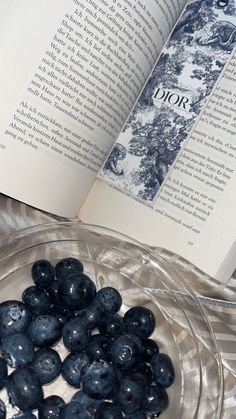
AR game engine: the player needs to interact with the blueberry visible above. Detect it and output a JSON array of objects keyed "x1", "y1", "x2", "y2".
[
  {"x1": 110, "y1": 334, "x2": 143, "y2": 369},
  {"x1": 86, "y1": 334, "x2": 111, "y2": 362},
  {"x1": 38, "y1": 395, "x2": 65, "y2": 419},
  {"x1": 27, "y1": 314, "x2": 62, "y2": 348},
  {"x1": 62, "y1": 352, "x2": 91, "y2": 388},
  {"x1": 58, "y1": 401, "x2": 87, "y2": 418},
  {"x1": 22, "y1": 286, "x2": 51, "y2": 315},
  {"x1": 0, "y1": 358, "x2": 8, "y2": 389},
  {"x1": 74, "y1": 300, "x2": 104, "y2": 329},
  {"x1": 50, "y1": 304, "x2": 72, "y2": 327},
  {"x1": 47, "y1": 280, "x2": 61, "y2": 305},
  {"x1": 62, "y1": 317, "x2": 90, "y2": 352},
  {"x1": 1, "y1": 332, "x2": 34, "y2": 368},
  {"x1": 98, "y1": 314, "x2": 125, "y2": 338},
  {"x1": 123, "y1": 306, "x2": 156, "y2": 340},
  {"x1": 32, "y1": 259, "x2": 55, "y2": 289},
  {"x1": 71, "y1": 390, "x2": 103, "y2": 417},
  {"x1": 59, "y1": 273, "x2": 96, "y2": 310},
  {"x1": 142, "y1": 338, "x2": 159, "y2": 362},
  {"x1": 142, "y1": 384, "x2": 169, "y2": 416},
  {"x1": 55, "y1": 257, "x2": 83, "y2": 281},
  {"x1": 114, "y1": 372, "x2": 147, "y2": 414},
  {"x1": 30, "y1": 348, "x2": 62, "y2": 384},
  {"x1": 0, "y1": 257, "x2": 175, "y2": 417},
  {"x1": 95, "y1": 287, "x2": 122, "y2": 315},
  {"x1": 129, "y1": 361, "x2": 153, "y2": 386},
  {"x1": 94, "y1": 401, "x2": 123, "y2": 419},
  {"x1": 12, "y1": 412, "x2": 37, "y2": 419},
  {"x1": 7, "y1": 366, "x2": 44, "y2": 411},
  {"x1": 124, "y1": 412, "x2": 146, "y2": 419},
  {"x1": 80, "y1": 360, "x2": 117, "y2": 399},
  {"x1": 0, "y1": 399, "x2": 5, "y2": 419},
  {"x1": 0, "y1": 300, "x2": 31, "y2": 339},
  {"x1": 150, "y1": 352, "x2": 175, "y2": 388}
]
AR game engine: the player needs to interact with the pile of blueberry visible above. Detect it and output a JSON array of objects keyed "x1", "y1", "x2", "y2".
[{"x1": 0, "y1": 257, "x2": 175, "y2": 418}]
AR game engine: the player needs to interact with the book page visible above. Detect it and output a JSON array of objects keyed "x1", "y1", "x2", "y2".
[
  {"x1": 0, "y1": 0, "x2": 186, "y2": 217},
  {"x1": 80, "y1": 0, "x2": 236, "y2": 282}
]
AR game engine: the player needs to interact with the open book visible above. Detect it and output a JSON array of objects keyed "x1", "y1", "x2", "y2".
[{"x1": 0, "y1": 0, "x2": 236, "y2": 283}]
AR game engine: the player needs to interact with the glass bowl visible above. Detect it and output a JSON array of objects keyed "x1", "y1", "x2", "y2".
[{"x1": 0, "y1": 222, "x2": 223, "y2": 418}]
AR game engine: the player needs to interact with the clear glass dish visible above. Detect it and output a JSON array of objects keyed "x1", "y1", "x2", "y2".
[{"x1": 0, "y1": 221, "x2": 223, "y2": 418}]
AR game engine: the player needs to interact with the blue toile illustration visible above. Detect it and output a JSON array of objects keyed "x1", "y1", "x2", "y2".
[{"x1": 100, "y1": 0, "x2": 236, "y2": 202}]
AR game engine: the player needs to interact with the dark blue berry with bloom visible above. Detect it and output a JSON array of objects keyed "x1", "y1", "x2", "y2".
[
  {"x1": 62, "y1": 352, "x2": 91, "y2": 388},
  {"x1": 62, "y1": 317, "x2": 91, "y2": 352},
  {"x1": 95, "y1": 287, "x2": 122, "y2": 315},
  {"x1": 38, "y1": 395, "x2": 65, "y2": 419},
  {"x1": 94, "y1": 401, "x2": 123, "y2": 418},
  {"x1": 0, "y1": 300, "x2": 31, "y2": 339},
  {"x1": 71, "y1": 390, "x2": 103, "y2": 417},
  {"x1": 86, "y1": 334, "x2": 111, "y2": 362},
  {"x1": 98, "y1": 313, "x2": 125, "y2": 338},
  {"x1": 58, "y1": 401, "x2": 85, "y2": 418},
  {"x1": 55, "y1": 257, "x2": 83, "y2": 282},
  {"x1": 12, "y1": 412, "x2": 37, "y2": 419},
  {"x1": 150, "y1": 352, "x2": 175, "y2": 388},
  {"x1": 0, "y1": 399, "x2": 5, "y2": 419},
  {"x1": 31, "y1": 259, "x2": 55, "y2": 289},
  {"x1": 1, "y1": 332, "x2": 34, "y2": 368},
  {"x1": 74, "y1": 300, "x2": 104, "y2": 329},
  {"x1": 30, "y1": 348, "x2": 62, "y2": 384},
  {"x1": 143, "y1": 384, "x2": 169, "y2": 417},
  {"x1": 124, "y1": 306, "x2": 156, "y2": 340},
  {"x1": 142, "y1": 338, "x2": 159, "y2": 362},
  {"x1": 0, "y1": 358, "x2": 8, "y2": 390},
  {"x1": 59, "y1": 273, "x2": 96, "y2": 310},
  {"x1": 80, "y1": 360, "x2": 117, "y2": 399},
  {"x1": 22, "y1": 286, "x2": 51, "y2": 316},
  {"x1": 114, "y1": 372, "x2": 148, "y2": 414},
  {"x1": 110, "y1": 334, "x2": 143, "y2": 369},
  {"x1": 27, "y1": 314, "x2": 62, "y2": 348},
  {"x1": 6, "y1": 367, "x2": 44, "y2": 411}
]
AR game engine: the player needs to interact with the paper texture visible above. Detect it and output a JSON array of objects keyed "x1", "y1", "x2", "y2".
[
  {"x1": 80, "y1": 0, "x2": 236, "y2": 282},
  {"x1": 0, "y1": 0, "x2": 186, "y2": 216}
]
